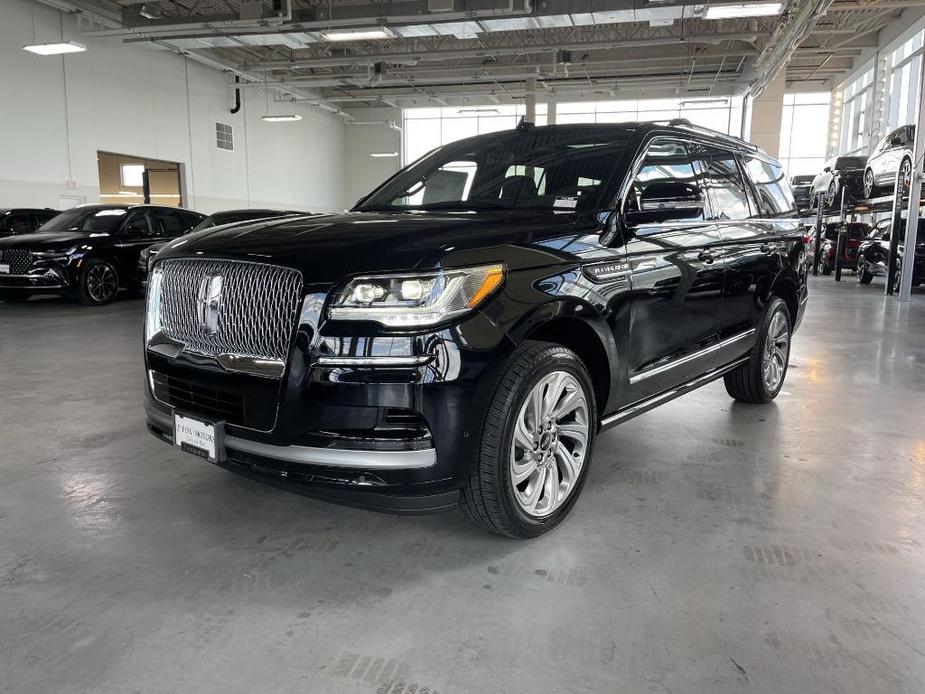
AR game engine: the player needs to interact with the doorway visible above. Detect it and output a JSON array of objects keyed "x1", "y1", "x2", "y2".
[{"x1": 97, "y1": 152, "x2": 182, "y2": 207}]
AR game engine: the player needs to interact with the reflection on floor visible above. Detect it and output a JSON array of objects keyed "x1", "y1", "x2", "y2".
[{"x1": 1, "y1": 277, "x2": 924, "y2": 693}]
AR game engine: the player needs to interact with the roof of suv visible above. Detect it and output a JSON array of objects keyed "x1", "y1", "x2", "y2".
[{"x1": 445, "y1": 120, "x2": 769, "y2": 160}]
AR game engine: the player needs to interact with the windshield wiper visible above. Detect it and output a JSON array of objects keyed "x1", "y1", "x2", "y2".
[
  {"x1": 415, "y1": 200, "x2": 515, "y2": 211},
  {"x1": 357, "y1": 203, "x2": 409, "y2": 212}
]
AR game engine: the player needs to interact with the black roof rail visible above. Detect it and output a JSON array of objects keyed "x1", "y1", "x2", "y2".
[{"x1": 656, "y1": 118, "x2": 760, "y2": 153}]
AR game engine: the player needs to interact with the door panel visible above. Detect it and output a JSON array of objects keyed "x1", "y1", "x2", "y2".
[
  {"x1": 620, "y1": 138, "x2": 726, "y2": 402},
  {"x1": 623, "y1": 223, "x2": 726, "y2": 400}
]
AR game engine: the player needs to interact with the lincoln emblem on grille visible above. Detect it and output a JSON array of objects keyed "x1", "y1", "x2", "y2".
[{"x1": 196, "y1": 273, "x2": 224, "y2": 335}]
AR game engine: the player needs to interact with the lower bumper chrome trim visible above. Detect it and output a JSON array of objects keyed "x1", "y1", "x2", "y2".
[
  {"x1": 146, "y1": 401, "x2": 436, "y2": 470},
  {"x1": 315, "y1": 355, "x2": 433, "y2": 367},
  {"x1": 225, "y1": 436, "x2": 437, "y2": 469}
]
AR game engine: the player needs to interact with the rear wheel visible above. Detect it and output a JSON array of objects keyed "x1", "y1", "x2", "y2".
[
  {"x1": 0, "y1": 290, "x2": 31, "y2": 303},
  {"x1": 823, "y1": 179, "x2": 838, "y2": 208},
  {"x1": 863, "y1": 168, "x2": 876, "y2": 199},
  {"x1": 459, "y1": 341, "x2": 596, "y2": 538},
  {"x1": 77, "y1": 259, "x2": 119, "y2": 306},
  {"x1": 723, "y1": 298, "x2": 791, "y2": 404},
  {"x1": 856, "y1": 254, "x2": 874, "y2": 284},
  {"x1": 899, "y1": 157, "x2": 913, "y2": 194},
  {"x1": 820, "y1": 255, "x2": 832, "y2": 275}
]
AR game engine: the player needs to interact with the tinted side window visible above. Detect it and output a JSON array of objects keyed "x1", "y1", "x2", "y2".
[
  {"x1": 741, "y1": 157, "x2": 796, "y2": 217},
  {"x1": 626, "y1": 140, "x2": 704, "y2": 222},
  {"x1": 698, "y1": 147, "x2": 751, "y2": 220},
  {"x1": 155, "y1": 209, "x2": 194, "y2": 237},
  {"x1": 4, "y1": 213, "x2": 33, "y2": 234},
  {"x1": 123, "y1": 211, "x2": 154, "y2": 236}
]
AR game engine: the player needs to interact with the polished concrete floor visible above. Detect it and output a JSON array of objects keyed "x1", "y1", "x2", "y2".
[{"x1": 1, "y1": 276, "x2": 924, "y2": 694}]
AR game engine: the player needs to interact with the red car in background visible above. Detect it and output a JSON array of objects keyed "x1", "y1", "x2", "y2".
[{"x1": 812, "y1": 222, "x2": 873, "y2": 274}]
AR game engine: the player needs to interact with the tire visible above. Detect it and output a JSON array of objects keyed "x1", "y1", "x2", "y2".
[
  {"x1": 77, "y1": 258, "x2": 119, "y2": 306},
  {"x1": 824, "y1": 180, "x2": 838, "y2": 208},
  {"x1": 820, "y1": 256, "x2": 832, "y2": 275},
  {"x1": 723, "y1": 298, "x2": 791, "y2": 404},
  {"x1": 856, "y1": 254, "x2": 874, "y2": 284},
  {"x1": 459, "y1": 340, "x2": 597, "y2": 538},
  {"x1": 899, "y1": 157, "x2": 913, "y2": 195},
  {"x1": 0, "y1": 290, "x2": 31, "y2": 303},
  {"x1": 863, "y1": 168, "x2": 876, "y2": 199}
]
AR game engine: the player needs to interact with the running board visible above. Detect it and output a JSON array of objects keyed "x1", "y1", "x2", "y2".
[{"x1": 599, "y1": 357, "x2": 749, "y2": 431}]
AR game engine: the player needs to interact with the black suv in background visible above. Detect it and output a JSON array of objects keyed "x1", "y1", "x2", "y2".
[
  {"x1": 144, "y1": 122, "x2": 806, "y2": 537},
  {"x1": 137, "y1": 208, "x2": 304, "y2": 284},
  {"x1": 0, "y1": 204, "x2": 204, "y2": 304},
  {"x1": 0, "y1": 208, "x2": 59, "y2": 237}
]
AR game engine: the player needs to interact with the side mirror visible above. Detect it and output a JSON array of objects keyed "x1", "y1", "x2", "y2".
[
  {"x1": 823, "y1": 166, "x2": 832, "y2": 173},
  {"x1": 890, "y1": 136, "x2": 903, "y2": 146},
  {"x1": 625, "y1": 181, "x2": 704, "y2": 225}
]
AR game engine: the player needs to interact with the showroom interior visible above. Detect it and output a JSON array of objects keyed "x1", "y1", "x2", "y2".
[{"x1": 2, "y1": 0, "x2": 925, "y2": 691}]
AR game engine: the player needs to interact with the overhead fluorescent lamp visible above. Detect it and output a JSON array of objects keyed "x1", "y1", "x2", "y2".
[
  {"x1": 321, "y1": 27, "x2": 395, "y2": 42},
  {"x1": 703, "y1": 2, "x2": 782, "y2": 19},
  {"x1": 369, "y1": 152, "x2": 399, "y2": 158},
  {"x1": 262, "y1": 114, "x2": 303, "y2": 122},
  {"x1": 23, "y1": 41, "x2": 87, "y2": 55}
]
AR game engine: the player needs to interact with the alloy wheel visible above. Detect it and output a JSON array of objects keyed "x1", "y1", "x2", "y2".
[
  {"x1": 87, "y1": 263, "x2": 118, "y2": 304},
  {"x1": 901, "y1": 158, "x2": 912, "y2": 191},
  {"x1": 509, "y1": 370, "x2": 590, "y2": 518},
  {"x1": 762, "y1": 311, "x2": 790, "y2": 393},
  {"x1": 864, "y1": 169, "x2": 874, "y2": 199}
]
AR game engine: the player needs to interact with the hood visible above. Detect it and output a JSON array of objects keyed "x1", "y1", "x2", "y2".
[
  {"x1": 0, "y1": 231, "x2": 105, "y2": 250},
  {"x1": 155, "y1": 210, "x2": 594, "y2": 284}
]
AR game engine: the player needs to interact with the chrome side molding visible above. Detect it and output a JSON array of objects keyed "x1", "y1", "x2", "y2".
[{"x1": 628, "y1": 329, "x2": 755, "y2": 385}]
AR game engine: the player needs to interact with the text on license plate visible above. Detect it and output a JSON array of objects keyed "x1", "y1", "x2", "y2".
[{"x1": 174, "y1": 413, "x2": 222, "y2": 462}]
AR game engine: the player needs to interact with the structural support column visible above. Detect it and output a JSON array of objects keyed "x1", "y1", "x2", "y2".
[
  {"x1": 746, "y1": 71, "x2": 786, "y2": 157},
  {"x1": 547, "y1": 89, "x2": 557, "y2": 125},
  {"x1": 898, "y1": 50, "x2": 925, "y2": 302},
  {"x1": 525, "y1": 77, "x2": 537, "y2": 123}
]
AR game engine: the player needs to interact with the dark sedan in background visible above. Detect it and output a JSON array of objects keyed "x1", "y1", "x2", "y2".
[
  {"x1": 790, "y1": 175, "x2": 815, "y2": 214},
  {"x1": 857, "y1": 218, "x2": 924, "y2": 289},
  {"x1": 0, "y1": 204, "x2": 204, "y2": 305},
  {"x1": 137, "y1": 208, "x2": 305, "y2": 284},
  {"x1": 0, "y1": 208, "x2": 59, "y2": 237}
]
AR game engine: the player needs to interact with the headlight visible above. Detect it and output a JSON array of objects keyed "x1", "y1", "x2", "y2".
[
  {"x1": 33, "y1": 246, "x2": 76, "y2": 259},
  {"x1": 145, "y1": 265, "x2": 164, "y2": 343},
  {"x1": 328, "y1": 263, "x2": 505, "y2": 328}
]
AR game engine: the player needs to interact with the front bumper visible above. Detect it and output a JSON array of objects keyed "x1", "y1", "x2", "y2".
[{"x1": 144, "y1": 307, "x2": 516, "y2": 512}]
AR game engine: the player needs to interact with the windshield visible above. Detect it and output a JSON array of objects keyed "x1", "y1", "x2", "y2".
[
  {"x1": 37, "y1": 207, "x2": 126, "y2": 233},
  {"x1": 356, "y1": 127, "x2": 631, "y2": 213}
]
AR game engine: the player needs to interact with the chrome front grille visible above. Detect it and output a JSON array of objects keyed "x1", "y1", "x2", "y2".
[
  {"x1": 0, "y1": 249, "x2": 33, "y2": 274},
  {"x1": 152, "y1": 258, "x2": 303, "y2": 365}
]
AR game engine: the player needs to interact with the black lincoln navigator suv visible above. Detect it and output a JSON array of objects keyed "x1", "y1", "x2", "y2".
[{"x1": 144, "y1": 121, "x2": 807, "y2": 537}]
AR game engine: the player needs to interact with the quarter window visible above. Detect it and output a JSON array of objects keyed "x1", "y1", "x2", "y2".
[
  {"x1": 699, "y1": 148, "x2": 751, "y2": 220},
  {"x1": 741, "y1": 157, "x2": 796, "y2": 217}
]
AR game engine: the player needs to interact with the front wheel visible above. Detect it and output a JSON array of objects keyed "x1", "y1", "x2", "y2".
[
  {"x1": 77, "y1": 259, "x2": 119, "y2": 306},
  {"x1": 459, "y1": 341, "x2": 596, "y2": 538},
  {"x1": 723, "y1": 298, "x2": 791, "y2": 404},
  {"x1": 823, "y1": 180, "x2": 838, "y2": 208}
]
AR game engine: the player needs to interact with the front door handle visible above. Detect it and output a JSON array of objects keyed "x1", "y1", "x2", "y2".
[{"x1": 698, "y1": 249, "x2": 717, "y2": 264}]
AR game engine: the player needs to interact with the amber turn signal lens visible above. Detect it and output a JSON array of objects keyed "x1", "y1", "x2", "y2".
[{"x1": 466, "y1": 265, "x2": 504, "y2": 308}]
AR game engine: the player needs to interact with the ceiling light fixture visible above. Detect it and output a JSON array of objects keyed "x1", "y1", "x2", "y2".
[
  {"x1": 261, "y1": 114, "x2": 303, "y2": 122},
  {"x1": 320, "y1": 27, "x2": 395, "y2": 42},
  {"x1": 369, "y1": 152, "x2": 399, "y2": 158},
  {"x1": 23, "y1": 41, "x2": 87, "y2": 55},
  {"x1": 703, "y1": 2, "x2": 782, "y2": 19}
]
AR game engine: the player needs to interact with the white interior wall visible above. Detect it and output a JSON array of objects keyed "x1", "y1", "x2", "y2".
[
  {"x1": 342, "y1": 107, "x2": 403, "y2": 207},
  {"x1": 0, "y1": 0, "x2": 347, "y2": 214}
]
